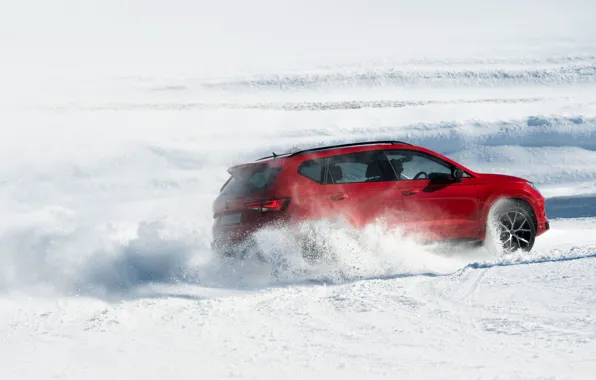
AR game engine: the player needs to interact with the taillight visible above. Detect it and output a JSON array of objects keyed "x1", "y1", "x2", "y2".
[{"x1": 245, "y1": 198, "x2": 290, "y2": 212}]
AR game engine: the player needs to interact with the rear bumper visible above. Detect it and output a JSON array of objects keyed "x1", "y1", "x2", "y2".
[
  {"x1": 211, "y1": 215, "x2": 291, "y2": 256},
  {"x1": 211, "y1": 226, "x2": 254, "y2": 254},
  {"x1": 211, "y1": 236, "x2": 255, "y2": 258}
]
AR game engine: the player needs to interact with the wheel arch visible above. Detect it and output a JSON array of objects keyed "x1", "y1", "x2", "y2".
[
  {"x1": 501, "y1": 197, "x2": 537, "y2": 228},
  {"x1": 479, "y1": 193, "x2": 539, "y2": 239}
]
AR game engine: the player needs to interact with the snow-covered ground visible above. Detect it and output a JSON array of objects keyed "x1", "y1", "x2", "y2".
[{"x1": 2, "y1": 1, "x2": 596, "y2": 379}]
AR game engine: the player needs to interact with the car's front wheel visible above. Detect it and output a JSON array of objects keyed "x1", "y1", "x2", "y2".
[{"x1": 488, "y1": 200, "x2": 537, "y2": 253}]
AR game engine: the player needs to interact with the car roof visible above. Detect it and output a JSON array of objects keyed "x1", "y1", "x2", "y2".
[
  {"x1": 286, "y1": 140, "x2": 412, "y2": 157},
  {"x1": 227, "y1": 141, "x2": 409, "y2": 172},
  {"x1": 228, "y1": 140, "x2": 476, "y2": 176},
  {"x1": 255, "y1": 141, "x2": 412, "y2": 161}
]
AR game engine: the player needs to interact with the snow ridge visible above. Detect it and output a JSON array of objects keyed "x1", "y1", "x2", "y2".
[{"x1": 202, "y1": 62, "x2": 596, "y2": 90}]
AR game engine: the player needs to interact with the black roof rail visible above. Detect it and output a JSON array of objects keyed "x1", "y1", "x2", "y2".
[
  {"x1": 256, "y1": 152, "x2": 292, "y2": 161},
  {"x1": 287, "y1": 140, "x2": 410, "y2": 157},
  {"x1": 254, "y1": 140, "x2": 411, "y2": 161}
]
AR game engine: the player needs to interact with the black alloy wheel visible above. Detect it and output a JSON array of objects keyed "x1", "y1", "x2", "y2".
[{"x1": 494, "y1": 202, "x2": 536, "y2": 253}]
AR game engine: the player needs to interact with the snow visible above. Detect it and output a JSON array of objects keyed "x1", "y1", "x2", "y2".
[
  {"x1": 2, "y1": 228, "x2": 596, "y2": 380},
  {"x1": 1, "y1": 0, "x2": 596, "y2": 378}
]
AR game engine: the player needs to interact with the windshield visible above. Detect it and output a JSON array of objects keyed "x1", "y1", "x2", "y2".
[{"x1": 221, "y1": 165, "x2": 281, "y2": 197}]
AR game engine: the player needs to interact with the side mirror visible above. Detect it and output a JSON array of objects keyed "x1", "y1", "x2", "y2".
[{"x1": 453, "y1": 168, "x2": 464, "y2": 183}]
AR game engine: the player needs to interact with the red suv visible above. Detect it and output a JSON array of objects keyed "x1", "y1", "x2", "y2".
[{"x1": 212, "y1": 141, "x2": 549, "y2": 257}]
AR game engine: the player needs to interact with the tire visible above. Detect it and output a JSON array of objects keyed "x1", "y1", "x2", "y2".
[
  {"x1": 212, "y1": 236, "x2": 267, "y2": 262},
  {"x1": 487, "y1": 199, "x2": 537, "y2": 253},
  {"x1": 295, "y1": 219, "x2": 348, "y2": 264},
  {"x1": 297, "y1": 224, "x2": 334, "y2": 264}
]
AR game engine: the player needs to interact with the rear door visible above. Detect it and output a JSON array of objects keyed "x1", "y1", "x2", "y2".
[
  {"x1": 383, "y1": 149, "x2": 479, "y2": 241},
  {"x1": 289, "y1": 156, "x2": 332, "y2": 222},
  {"x1": 323, "y1": 150, "x2": 404, "y2": 228}
]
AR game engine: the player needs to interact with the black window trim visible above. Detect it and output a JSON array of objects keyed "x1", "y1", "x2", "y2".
[
  {"x1": 297, "y1": 158, "x2": 328, "y2": 184},
  {"x1": 219, "y1": 176, "x2": 233, "y2": 193}
]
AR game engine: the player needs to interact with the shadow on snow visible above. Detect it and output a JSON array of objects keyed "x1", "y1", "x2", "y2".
[{"x1": 546, "y1": 194, "x2": 596, "y2": 219}]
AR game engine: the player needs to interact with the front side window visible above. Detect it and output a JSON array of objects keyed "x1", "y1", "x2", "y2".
[
  {"x1": 384, "y1": 150, "x2": 453, "y2": 180},
  {"x1": 326, "y1": 151, "x2": 390, "y2": 184}
]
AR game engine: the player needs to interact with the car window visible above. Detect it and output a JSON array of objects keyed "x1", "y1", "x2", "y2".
[
  {"x1": 298, "y1": 158, "x2": 326, "y2": 183},
  {"x1": 384, "y1": 150, "x2": 453, "y2": 180},
  {"x1": 221, "y1": 164, "x2": 282, "y2": 196},
  {"x1": 326, "y1": 151, "x2": 389, "y2": 184}
]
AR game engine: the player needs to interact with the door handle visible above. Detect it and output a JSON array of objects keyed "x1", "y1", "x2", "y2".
[
  {"x1": 330, "y1": 193, "x2": 348, "y2": 201},
  {"x1": 402, "y1": 190, "x2": 418, "y2": 196}
]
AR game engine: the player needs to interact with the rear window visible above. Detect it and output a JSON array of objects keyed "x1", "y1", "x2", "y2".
[{"x1": 221, "y1": 164, "x2": 282, "y2": 197}]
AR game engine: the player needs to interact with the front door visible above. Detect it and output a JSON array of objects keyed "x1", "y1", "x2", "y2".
[{"x1": 384, "y1": 149, "x2": 479, "y2": 241}]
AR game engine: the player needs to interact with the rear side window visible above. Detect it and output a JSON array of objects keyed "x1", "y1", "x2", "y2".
[
  {"x1": 327, "y1": 150, "x2": 390, "y2": 184},
  {"x1": 298, "y1": 159, "x2": 326, "y2": 183},
  {"x1": 221, "y1": 164, "x2": 281, "y2": 196}
]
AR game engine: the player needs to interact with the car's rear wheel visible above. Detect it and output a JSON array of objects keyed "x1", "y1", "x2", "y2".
[{"x1": 488, "y1": 200, "x2": 536, "y2": 253}]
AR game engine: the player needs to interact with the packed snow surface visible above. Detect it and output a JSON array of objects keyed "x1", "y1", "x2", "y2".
[{"x1": 1, "y1": 0, "x2": 596, "y2": 379}]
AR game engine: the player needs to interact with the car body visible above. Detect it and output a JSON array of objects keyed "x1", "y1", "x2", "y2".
[{"x1": 212, "y1": 141, "x2": 549, "y2": 255}]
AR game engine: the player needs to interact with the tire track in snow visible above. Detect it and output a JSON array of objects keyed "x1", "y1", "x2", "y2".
[
  {"x1": 418, "y1": 267, "x2": 490, "y2": 342},
  {"x1": 201, "y1": 62, "x2": 596, "y2": 90},
  {"x1": 34, "y1": 96, "x2": 548, "y2": 112}
]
